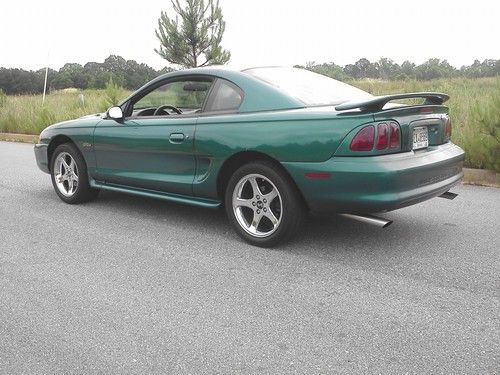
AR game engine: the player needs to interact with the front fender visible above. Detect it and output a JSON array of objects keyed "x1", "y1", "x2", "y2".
[{"x1": 36, "y1": 118, "x2": 102, "y2": 174}]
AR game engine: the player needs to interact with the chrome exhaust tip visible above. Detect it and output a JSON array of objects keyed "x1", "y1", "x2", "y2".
[{"x1": 340, "y1": 213, "x2": 393, "y2": 228}]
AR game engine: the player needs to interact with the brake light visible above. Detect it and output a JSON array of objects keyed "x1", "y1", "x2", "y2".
[
  {"x1": 444, "y1": 118, "x2": 452, "y2": 139},
  {"x1": 350, "y1": 125, "x2": 375, "y2": 151},
  {"x1": 350, "y1": 122, "x2": 401, "y2": 152},
  {"x1": 389, "y1": 122, "x2": 400, "y2": 148},
  {"x1": 376, "y1": 123, "x2": 389, "y2": 150}
]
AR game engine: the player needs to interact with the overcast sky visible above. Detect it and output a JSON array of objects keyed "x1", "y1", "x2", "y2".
[{"x1": 1, "y1": 0, "x2": 498, "y2": 71}]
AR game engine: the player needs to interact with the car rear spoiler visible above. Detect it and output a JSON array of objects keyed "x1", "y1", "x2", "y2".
[{"x1": 335, "y1": 92, "x2": 450, "y2": 112}]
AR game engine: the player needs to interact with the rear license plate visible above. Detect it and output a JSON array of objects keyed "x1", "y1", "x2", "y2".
[{"x1": 413, "y1": 127, "x2": 429, "y2": 150}]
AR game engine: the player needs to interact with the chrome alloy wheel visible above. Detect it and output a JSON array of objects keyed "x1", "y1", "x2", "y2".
[
  {"x1": 232, "y1": 174, "x2": 283, "y2": 238},
  {"x1": 53, "y1": 152, "x2": 79, "y2": 197}
]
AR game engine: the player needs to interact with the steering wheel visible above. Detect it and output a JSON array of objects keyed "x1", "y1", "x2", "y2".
[{"x1": 153, "y1": 105, "x2": 183, "y2": 116}]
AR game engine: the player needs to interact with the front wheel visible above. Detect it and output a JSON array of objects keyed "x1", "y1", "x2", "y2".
[
  {"x1": 225, "y1": 161, "x2": 305, "y2": 247},
  {"x1": 50, "y1": 143, "x2": 99, "y2": 204}
]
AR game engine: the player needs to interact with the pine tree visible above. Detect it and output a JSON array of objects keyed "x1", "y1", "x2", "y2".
[{"x1": 155, "y1": 0, "x2": 231, "y2": 68}]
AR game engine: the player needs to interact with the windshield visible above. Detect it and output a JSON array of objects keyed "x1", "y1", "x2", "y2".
[{"x1": 244, "y1": 67, "x2": 372, "y2": 106}]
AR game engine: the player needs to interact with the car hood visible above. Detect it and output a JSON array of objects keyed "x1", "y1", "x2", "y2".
[
  {"x1": 40, "y1": 113, "x2": 105, "y2": 138},
  {"x1": 48, "y1": 113, "x2": 104, "y2": 129},
  {"x1": 79, "y1": 113, "x2": 105, "y2": 120}
]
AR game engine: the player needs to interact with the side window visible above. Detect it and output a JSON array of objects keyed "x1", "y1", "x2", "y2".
[
  {"x1": 207, "y1": 80, "x2": 243, "y2": 112},
  {"x1": 131, "y1": 79, "x2": 212, "y2": 117}
]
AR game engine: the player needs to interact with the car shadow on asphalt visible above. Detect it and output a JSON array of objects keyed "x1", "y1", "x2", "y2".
[
  {"x1": 88, "y1": 190, "x2": 439, "y2": 256},
  {"x1": 35, "y1": 186, "x2": 441, "y2": 258}
]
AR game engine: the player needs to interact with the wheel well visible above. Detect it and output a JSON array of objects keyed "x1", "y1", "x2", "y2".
[
  {"x1": 216, "y1": 151, "x2": 308, "y2": 208},
  {"x1": 47, "y1": 135, "x2": 75, "y2": 171}
]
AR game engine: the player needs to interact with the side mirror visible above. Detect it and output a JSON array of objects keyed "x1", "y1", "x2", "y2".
[{"x1": 107, "y1": 106, "x2": 123, "y2": 120}]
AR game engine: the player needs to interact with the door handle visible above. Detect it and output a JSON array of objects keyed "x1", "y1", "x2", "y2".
[{"x1": 169, "y1": 133, "x2": 185, "y2": 143}]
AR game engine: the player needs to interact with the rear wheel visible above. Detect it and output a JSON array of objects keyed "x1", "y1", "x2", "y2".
[
  {"x1": 50, "y1": 143, "x2": 99, "y2": 204},
  {"x1": 225, "y1": 161, "x2": 305, "y2": 247}
]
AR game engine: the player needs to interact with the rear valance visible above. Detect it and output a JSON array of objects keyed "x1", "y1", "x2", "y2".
[{"x1": 335, "y1": 92, "x2": 449, "y2": 111}]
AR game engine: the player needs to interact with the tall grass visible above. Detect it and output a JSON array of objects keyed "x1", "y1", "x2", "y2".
[
  {"x1": 0, "y1": 88, "x2": 130, "y2": 135},
  {"x1": 0, "y1": 89, "x2": 6, "y2": 108},
  {"x1": 0, "y1": 77, "x2": 498, "y2": 171}
]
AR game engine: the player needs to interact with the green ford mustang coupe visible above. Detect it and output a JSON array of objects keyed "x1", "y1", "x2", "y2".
[{"x1": 34, "y1": 67, "x2": 464, "y2": 246}]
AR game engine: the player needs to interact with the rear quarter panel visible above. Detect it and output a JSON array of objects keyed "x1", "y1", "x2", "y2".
[{"x1": 194, "y1": 109, "x2": 373, "y2": 199}]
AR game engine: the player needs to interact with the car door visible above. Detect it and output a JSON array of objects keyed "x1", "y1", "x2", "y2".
[{"x1": 93, "y1": 77, "x2": 213, "y2": 196}]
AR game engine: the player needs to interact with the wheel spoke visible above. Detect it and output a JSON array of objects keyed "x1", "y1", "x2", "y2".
[
  {"x1": 248, "y1": 177, "x2": 262, "y2": 198},
  {"x1": 262, "y1": 188, "x2": 278, "y2": 204},
  {"x1": 72, "y1": 172, "x2": 79, "y2": 181},
  {"x1": 233, "y1": 196, "x2": 254, "y2": 209},
  {"x1": 264, "y1": 210, "x2": 279, "y2": 227},
  {"x1": 62, "y1": 158, "x2": 70, "y2": 171},
  {"x1": 67, "y1": 179, "x2": 73, "y2": 193},
  {"x1": 249, "y1": 211, "x2": 263, "y2": 232}
]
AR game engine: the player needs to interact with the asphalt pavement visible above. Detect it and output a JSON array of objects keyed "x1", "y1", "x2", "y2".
[{"x1": 0, "y1": 141, "x2": 499, "y2": 374}]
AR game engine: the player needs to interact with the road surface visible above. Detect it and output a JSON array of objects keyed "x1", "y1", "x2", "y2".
[{"x1": 0, "y1": 141, "x2": 499, "y2": 374}]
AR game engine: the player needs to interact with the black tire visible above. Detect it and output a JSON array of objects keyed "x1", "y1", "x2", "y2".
[
  {"x1": 50, "y1": 143, "x2": 99, "y2": 204},
  {"x1": 225, "y1": 161, "x2": 305, "y2": 247}
]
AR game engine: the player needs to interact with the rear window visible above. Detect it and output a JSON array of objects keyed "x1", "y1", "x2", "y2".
[{"x1": 244, "y1": 67, "x2": 371, "y2": 106}]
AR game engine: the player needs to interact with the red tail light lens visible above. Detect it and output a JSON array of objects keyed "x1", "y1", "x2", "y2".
[
  {"x1": 350, "y1": 122, "x2": 400, "y2": 152},
  {"x1": 444, "y1": 118, "x2": 452, "y2": 139},
  {"x1": 389, "y1": 122, "x2": 400, "y2": 148},
  {"x1": 350, "y1": 125, "x2": 375, "y2": 151},
  {"x1": 376, "y1": 123, "x2": 389, "y2": 150}
]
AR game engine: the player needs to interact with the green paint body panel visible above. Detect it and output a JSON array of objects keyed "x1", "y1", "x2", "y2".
[
  {"x1": 193, "y1": 107, "x2": 374, "y2": 199},
  {"x1": 284, "y1": 142, "x2": 464, "y2": 213},
  {"x1": 34, "y1": 67, "x2": 465, "y2": 214},
  {"x1": 93, "y1": 116, "x2": 197, "y2": 195}
]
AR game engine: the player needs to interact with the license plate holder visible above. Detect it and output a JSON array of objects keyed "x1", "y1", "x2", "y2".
[{"x1": 413, "y1": 127, "x2": 429, "y2": 150}]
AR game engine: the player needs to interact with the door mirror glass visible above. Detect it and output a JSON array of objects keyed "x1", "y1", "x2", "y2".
[{"x1": 107, "y1": 106, "x2": 123, "y2": 120}]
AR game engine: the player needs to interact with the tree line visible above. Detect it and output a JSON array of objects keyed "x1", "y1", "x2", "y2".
[
  {"x1": 295, "y1": 58, "x2": 500, "y2": 81},
  {"x1": 0, "y1": 55, "x2": 498, "y2": 95},
  {"x1": 0, "y1": 55, "x2": 173, "y2": 95}
]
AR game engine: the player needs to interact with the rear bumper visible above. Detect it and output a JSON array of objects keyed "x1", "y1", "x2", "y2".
[
  {"x1": 34, "y1": 144, "x2": 50, "y2": 173},
  {"x1": 283, "y1": 142, "x2": 465, "y2": 213}
]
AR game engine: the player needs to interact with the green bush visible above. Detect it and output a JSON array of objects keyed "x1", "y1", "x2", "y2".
[
  {"x1": 102, "y1": 78, "x2": 125, "y2": 111},
  {"x1": 467, "y1": 86, "x2": 500, "y2": 171}
]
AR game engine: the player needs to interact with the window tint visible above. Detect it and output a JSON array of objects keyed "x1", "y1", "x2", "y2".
[
  {"x1": 209, "y1": 80, "x2": 243, "y2": 112},
  {"x1": 133, "y1": 79, "x2": 212, "y2": 113}
]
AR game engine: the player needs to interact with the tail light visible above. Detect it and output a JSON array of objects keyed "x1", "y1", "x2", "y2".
[
  {"x1": 350, "y1": 122, "x2": 400, "y2": 152},
  {"x1": 444, "y1": 117, "x2": 452, "y2": 139},
  {"x1": 389, "y1": 122, "x2": 400, "y2": 148},
  {"x1": 350, "y1": 125, "x2": 375, "y2": 151},
  {"x1": 376, "y1": 123, "x2": 389, "y2": 150}
]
